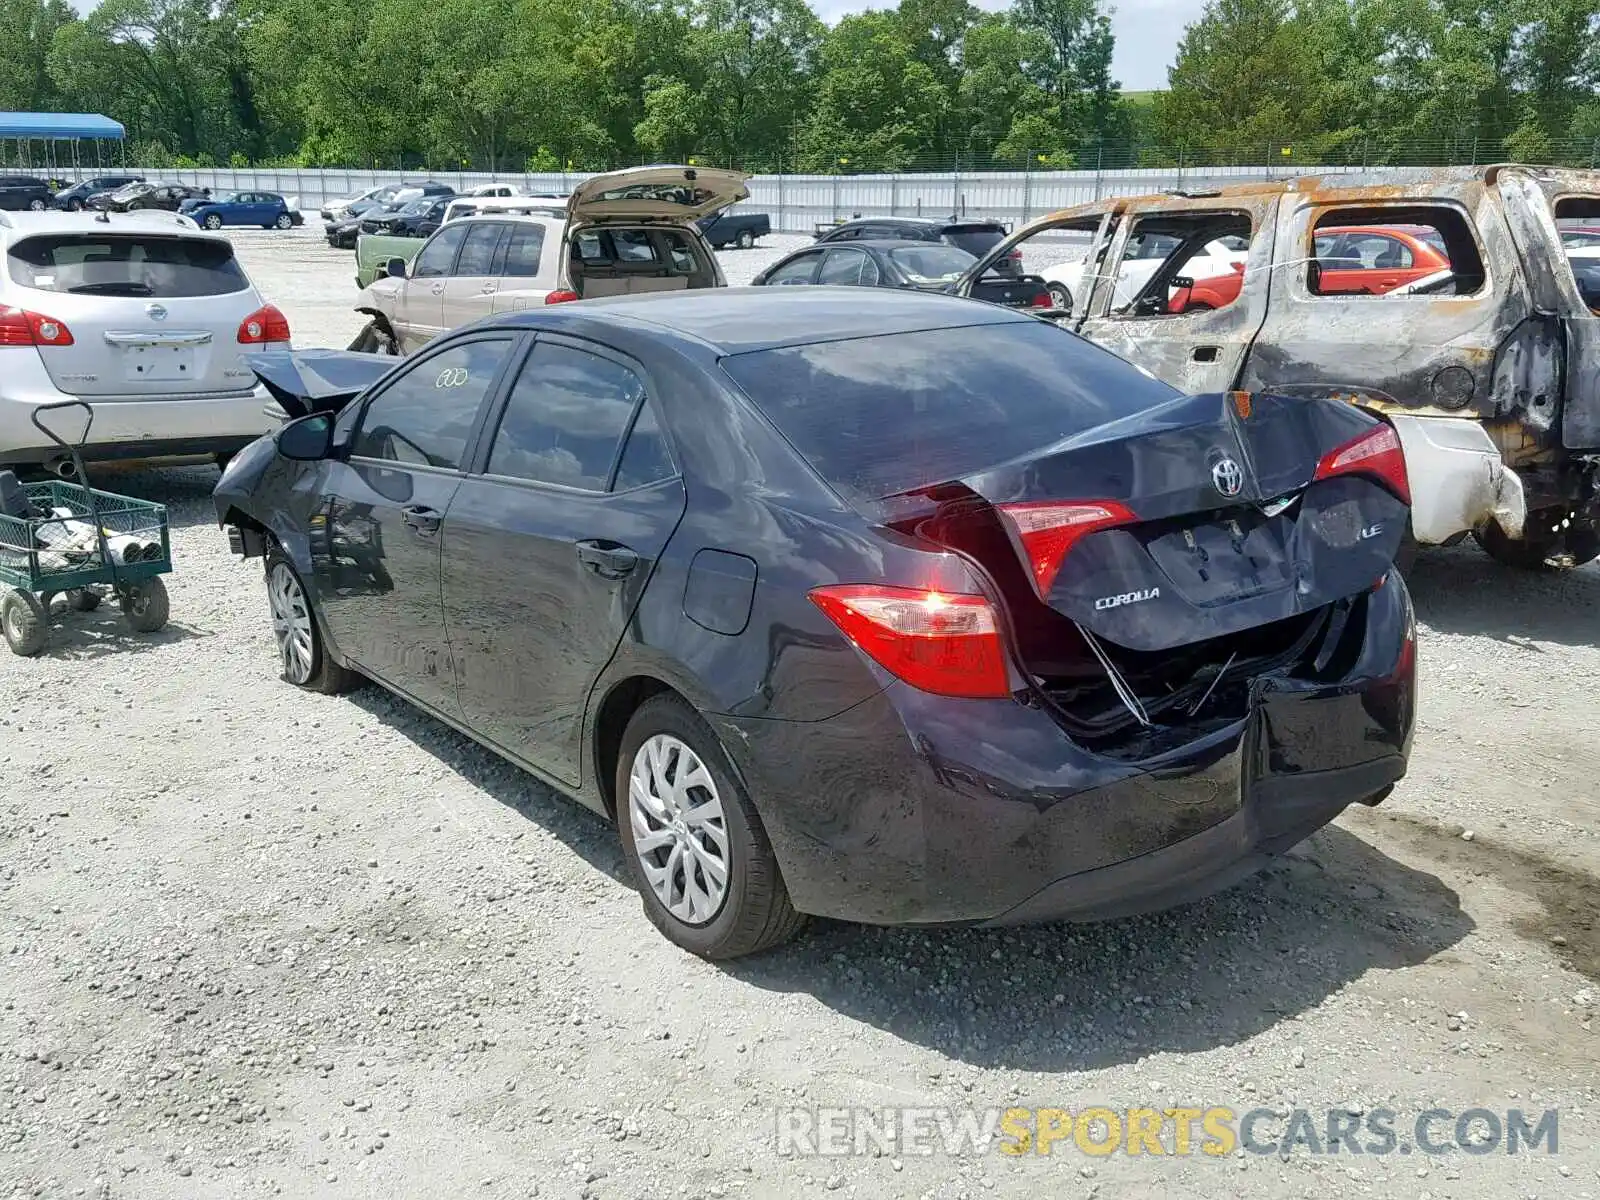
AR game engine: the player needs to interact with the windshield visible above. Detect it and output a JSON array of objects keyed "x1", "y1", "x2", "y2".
[
  {"x1": 399, "y1": 199, "x2": 430, "y2": 216},
  {"x1": 889, "y1": 245, "x2": 975, "y2": 284},
  {"x1": 720, "y1": 320, "x2": 1181, "y2": 503},
  {"x1": 7, "y1": 234, "x2": 250, "y2": 298}
]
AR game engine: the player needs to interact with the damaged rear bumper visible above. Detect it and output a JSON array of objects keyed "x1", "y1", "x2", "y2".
[
  {"x1": 709, "y1": 573, "x2": 1416, "y2": 928},
  {"x1": 1387, "y1": 414, "x2": 1526, "y2": 542}
]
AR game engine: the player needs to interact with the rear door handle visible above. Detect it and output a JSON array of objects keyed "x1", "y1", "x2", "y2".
[
  {"x1": 480, "y1": 283, "x2": 497, "y2": 295},
  {"x1": 430, "y1": 283, "x2": 445, "y2": 296},
  {"x1": 575, "y1": 539, "x2": 638, "y2": 579},
  {"x1": 402, "y1": 505, "x2": 441, "y2": 534}
]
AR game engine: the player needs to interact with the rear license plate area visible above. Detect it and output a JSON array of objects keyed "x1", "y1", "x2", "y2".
[{"x1": 123, "y1": 344, "x2": 195, "y2": 382}]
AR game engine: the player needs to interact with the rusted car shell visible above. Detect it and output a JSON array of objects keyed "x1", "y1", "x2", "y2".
[{"x1": 958, "y1": 165, "x2": 1600, "y2": 553}]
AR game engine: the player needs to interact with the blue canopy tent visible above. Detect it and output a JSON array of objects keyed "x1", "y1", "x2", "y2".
[{"x1": 0, "y1": 113, "x2": 127, "y2": 181}]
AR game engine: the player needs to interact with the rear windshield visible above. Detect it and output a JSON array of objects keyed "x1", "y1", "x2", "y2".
[
  {"x1": 720, "y1": 320, "x2": 1180, "y2": 501},
  {"x1": 889, "y1": 245, "x2": 975, "y2": 283},
  {"x1": 943, "y1": 224, "x2": 1006, "y2": 257},
  {"x1": 6, "y1": 234, "x2": 250, "y2": 298}
]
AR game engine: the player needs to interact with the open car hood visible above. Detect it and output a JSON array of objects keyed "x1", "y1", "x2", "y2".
[
  {"x1": 247, "y1": 349, "x2": 397, "y2": 419},
  {"x1": 568, "y1": 165, "x2": 749, "y2": 222}
]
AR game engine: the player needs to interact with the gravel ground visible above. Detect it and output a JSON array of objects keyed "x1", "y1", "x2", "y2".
[{"x1": 2, "y1": 227, "x2": 1598, "y2": 1200}]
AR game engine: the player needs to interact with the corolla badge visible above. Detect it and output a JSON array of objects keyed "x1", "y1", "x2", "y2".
[
  {"x1": 1211, "y1": 455, "x2": 1244, "y2": 497},
  {"x1": 145, "y1": 303, "x2": 168, "y2": 321}
]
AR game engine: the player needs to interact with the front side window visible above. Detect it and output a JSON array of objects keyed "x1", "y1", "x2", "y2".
[
  {"x1": 352, "y1": 338, "x2": 513, "y2": 469},
  {"x1": 765, "y1": 253, "x2": 821, "y2": 285},
  {"x1": 486, "y1": 343, "x2": 646, "y2": 490},
  {"x1": 412, "y1": 225, "x2": 467, "y2": 278}
]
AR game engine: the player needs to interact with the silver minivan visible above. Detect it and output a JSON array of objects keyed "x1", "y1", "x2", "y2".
[{"x1": 0, "y1": 211, "x2": 288, "y2": 475}]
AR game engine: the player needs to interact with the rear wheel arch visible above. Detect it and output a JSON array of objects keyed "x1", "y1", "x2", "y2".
[{"x1": 592, "y1": 676, "x2": 678, "y2": 820}]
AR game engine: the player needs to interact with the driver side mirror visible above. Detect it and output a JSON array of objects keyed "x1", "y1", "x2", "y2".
[
  {"x1": 278, "y1": 412, "x2": 334, "y2": 461},
  {"x1": 386, "y1": 257, "x2": 408, "y2": 279}
]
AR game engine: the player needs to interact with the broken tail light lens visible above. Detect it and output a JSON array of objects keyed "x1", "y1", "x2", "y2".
[
  {"x1": 996, "y1": 500, "x2": 1138, "y2": 597},
  {"x1": 0, "y1": 306, "x2": 74, "y2": 347},
  {"x1": 1313, "y1": 424, "x2": 1410, "y2": 504},
  {"x1": 808, "y1": 585, "x2": 1011, "y2": 699},
  {"x1": 237, "y1": 304, "x2": 291, "y2": 344},
  {"x1": 544, "y1": 289, "x2": 580, "y2": 305}
]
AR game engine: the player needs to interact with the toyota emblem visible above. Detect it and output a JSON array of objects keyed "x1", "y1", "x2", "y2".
[
  {"x1": 1211, "y1": 456, "x2": 1244, "y2": 497},
  {"x1": 145, "y1": 303, "x2": 168, "y2": 321}
]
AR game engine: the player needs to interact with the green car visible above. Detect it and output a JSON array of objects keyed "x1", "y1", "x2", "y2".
[{"x1": 354, "y1": 233, "x2": 425, "y2": 288}]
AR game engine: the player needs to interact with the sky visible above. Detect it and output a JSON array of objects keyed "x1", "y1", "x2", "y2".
[{"x1": 815, "y1": 0, "x2": 1203, "y2": 92}]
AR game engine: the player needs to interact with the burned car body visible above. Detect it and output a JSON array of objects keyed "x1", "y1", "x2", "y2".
[{"x1": 959, "y1": 165, "x2": 1600, "y2": 568}]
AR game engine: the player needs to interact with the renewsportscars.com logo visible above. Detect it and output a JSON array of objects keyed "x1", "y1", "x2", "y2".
[{"x1": 774, "y1": 1106, "x2": 1560, "y2": 1159}]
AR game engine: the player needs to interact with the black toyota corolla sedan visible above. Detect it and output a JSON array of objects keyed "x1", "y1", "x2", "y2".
[{"x1": 215, "y1": 288, "x2": 1416, "y2": 959}]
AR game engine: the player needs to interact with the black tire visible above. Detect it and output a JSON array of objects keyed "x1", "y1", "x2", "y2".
[
  {"x1": 203, "y1": 213, "x2": 222, "y2": 230},
  {"x1": 121, "y1": 577, "x2": 169, "y2": 633},
  {"x1": 616, "y1": 694, "x2": 806, "y2": 959},
  {"x1": 28, "y1": 199, "x2": 46, "y2": 212},
  {"x1": 67, "y1": 589, "x2": 101, "y2": 612},
  {"x1": 263, "y1": 547, "x2": 356, "y2": 693},
  {"x1": 1047, "y1": 283, "x2": 1073, "y2": 314},
  {"x1": 736, "y1": 229, "x2": 755, "y2": 250},
  {"x1": 1474, "y1": 515, "x2": 1600, "y2": 571},
  {"x1": 274, "y1": 213, "x2": 293, "y2": 230},
  {"x1": 68, "y1": 199, "x2": 83, "y2": 212},
  {"x1": 2, "y1": 590, "x2": 48, "y2": 656}
]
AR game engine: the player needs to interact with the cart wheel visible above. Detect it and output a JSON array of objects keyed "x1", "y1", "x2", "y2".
[
  {"x1": 121, "y1": 578, "x2": 170, "y2": 633},
  {"x1": 67, "y1": 589, "x2": 102, "y2": 612},
  {"x1": 2, "y1": 590, "x2": 48, "y2": 656}
]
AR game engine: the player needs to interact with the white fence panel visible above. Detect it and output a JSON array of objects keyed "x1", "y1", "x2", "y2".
[{"x1": 121, "y1": 161, "x2": 1380, "y2": 234}]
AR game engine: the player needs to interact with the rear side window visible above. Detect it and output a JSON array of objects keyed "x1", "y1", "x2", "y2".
[
  {"x1": 486, "y1": 343, "x2": 647, "y2": 490},
  {"x1": 6, "y1": 234, "x2": 249, "y2": 298},
  {"x1": 943, "y1": 225, "x2": 1005, "y2": 258},
  {"x1": 720, "y1": 321, "x2": 1181, "y2": 502},
  {"x1": 501, "y1": 224, "x2": 546, "y2": 277},
  {"x1": 1309, "y1": 206, "x2": 1486, "y2": 297}
]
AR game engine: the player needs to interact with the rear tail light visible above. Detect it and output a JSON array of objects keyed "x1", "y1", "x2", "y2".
[
  {"x1": 996, "y1": 500, "x2": 1138, "y2": 597},
  {"x1": 1006, "y1": 249, "x2": 1023, "y2": 262},
  {"x1": 1028, "y1": 291, "x2": 1054, "y2": 309},
  {"x1": 808, "y1": 585, "x2": 1011, "y2": 699},
  {"x1": 0, "y1": 306, "x2": 74, "y2": 347},
  {"x1": 1313, "y1": 424, "x2": 1410, "y2": 504},
  {"x1": 237, "y1": 304, "x2": 291, "y2": 344},
  {"x1": 544, "y1": 289, "x2": 580, "y2": 305}
]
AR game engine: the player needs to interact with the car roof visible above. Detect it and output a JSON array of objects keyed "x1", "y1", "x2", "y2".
[
  {"x1": 0, "y1": 210, "x2": 212, "y2": 241},
  {"x1": 492, "y1": 286, "x2": 1029, "y2": 355},
  {"x1": 834, "y1": 216, "x2": 1003, "y2": 230}
]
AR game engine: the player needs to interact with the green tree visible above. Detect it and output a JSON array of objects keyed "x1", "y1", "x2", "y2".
[{"x1": 0, "y1": 0, "x2": 76, "y2": 112}]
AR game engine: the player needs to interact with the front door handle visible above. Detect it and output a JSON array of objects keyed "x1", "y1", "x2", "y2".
[
  {"x1": 430, "y1": 283, "x2": 445, "y2": 296},
  {"x1": 402, "y1": 505, "x2": 441, "y2": 534},
  {"x1": 575, "y1": 539, "x2": 639, "y2": 580},
  {"x1": 479, "y1": 283, "x2": 497, "y2": 295}
]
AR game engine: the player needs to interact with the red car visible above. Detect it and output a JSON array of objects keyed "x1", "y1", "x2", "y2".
[{"x1": 1171, "y1": 225, "x2": 1452, "y2": 312}]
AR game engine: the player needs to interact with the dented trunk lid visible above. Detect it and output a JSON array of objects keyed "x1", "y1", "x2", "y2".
[{"x1": 957, "y1": 391, "x2": 1410, "y2": 651}]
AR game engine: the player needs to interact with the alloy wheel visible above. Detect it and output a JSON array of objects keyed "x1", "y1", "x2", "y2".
[
  {"x1": 266, "y1": 562, "x2": 315, "y2": 683},
  {"x1": 628, "y1": 734, "x2": 730, "y2": 925}
]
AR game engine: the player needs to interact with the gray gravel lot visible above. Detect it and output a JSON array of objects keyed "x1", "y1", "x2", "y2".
[{"x1": 2, "y1": 227, "x2": 1598, "y2": 1200}]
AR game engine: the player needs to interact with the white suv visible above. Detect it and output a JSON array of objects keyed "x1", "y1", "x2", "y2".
[
  {"x1": 350, "y1": 165, "x2": 741, "y2": 355},
  {"x1": 0, "y1": 210, "x2": 288, "y2": 476}
]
